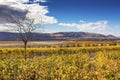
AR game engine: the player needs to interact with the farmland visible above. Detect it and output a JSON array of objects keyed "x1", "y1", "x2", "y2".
[
  {"x1": 0, "y1": 41, "x2": 120, "y2": 80},
  {"x1": 0, "y1": 40, "x2": 120, "y2": 47}
]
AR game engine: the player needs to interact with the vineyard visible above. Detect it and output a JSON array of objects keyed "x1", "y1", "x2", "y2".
[{"x1": 0, "y1": 46, "x2": 120, "y2": 80}]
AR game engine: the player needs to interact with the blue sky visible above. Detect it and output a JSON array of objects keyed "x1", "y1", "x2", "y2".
[
  {"x1": 0, "y1": 0, "x2": 120, "y2": 36},
  {"x1": 43, "y1": 0, "x2": 120, "y2": 36}
]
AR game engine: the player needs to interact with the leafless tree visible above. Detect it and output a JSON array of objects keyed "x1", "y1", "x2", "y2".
[{"x1": 6, "y1": 10, "x2": 43, "y2": 59}]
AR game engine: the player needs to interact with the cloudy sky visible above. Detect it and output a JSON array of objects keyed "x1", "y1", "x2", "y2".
[{"x1": 0, "y1": 0, "x2": 120, "y2": 36}]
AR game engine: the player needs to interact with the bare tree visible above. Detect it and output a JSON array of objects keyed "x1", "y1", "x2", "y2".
[{"x1": 6, "y1": 10, "x2": 43, "y2": 59}]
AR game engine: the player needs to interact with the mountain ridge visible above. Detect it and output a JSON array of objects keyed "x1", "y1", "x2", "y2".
[{"x1": 0, "y1": 31, "x2": 118, "y2": 41}]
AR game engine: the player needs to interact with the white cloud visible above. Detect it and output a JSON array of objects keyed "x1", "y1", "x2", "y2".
[
  {"x1": 0, "y1": 0, "x2": 57, "y2": 31},
  {"x1": 0, "y1": 0, "x2": 28, "y2": 3},
  {"x1": 0, "y1": 25, "x2": 9, "y2": 31},
  {"x1": 79, "y1": 20, "x2": 85, "y2": 23},
  {"x1": 58, "y1": 20, "x2": 109, "y2": 32},
  {"x1": 35, "y1": 0, "x2": 46, "y2": 2},
  {"x1": 0, "y1": 0, "x2": 46, "y2": 3},
  {"x1": 26, "y1": 4, "x2": 57, "y2": 24}
]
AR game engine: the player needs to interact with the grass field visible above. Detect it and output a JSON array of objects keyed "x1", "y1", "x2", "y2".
[
  {"x1": 0, "y1": 41, "x2": 120, "y2": 80},
  {"x1": 0, "y1": 43, "x2": 120, "y2": 80}
]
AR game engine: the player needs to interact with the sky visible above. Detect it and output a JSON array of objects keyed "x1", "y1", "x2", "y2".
[{"x1": 0, "y1": 0, "x2": 120, "y2": 36}]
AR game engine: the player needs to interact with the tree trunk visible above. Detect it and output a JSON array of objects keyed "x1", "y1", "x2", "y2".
[{"x1": 24, "y1": 41, "x2": 27, "y2": 60}]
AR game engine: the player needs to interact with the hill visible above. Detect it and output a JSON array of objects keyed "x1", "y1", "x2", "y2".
[{"x1": 0, "y1": 32, "x2": 118, "y2": 41}]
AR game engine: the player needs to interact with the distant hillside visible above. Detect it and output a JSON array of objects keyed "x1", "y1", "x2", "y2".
[{"x1": 0, "y1": 32, "x2": 118, "y2": 41}]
